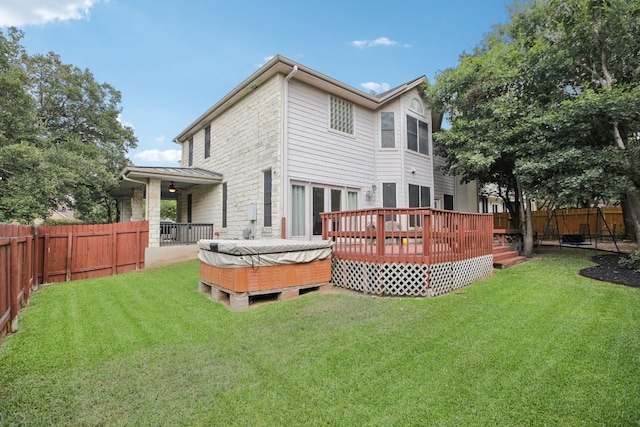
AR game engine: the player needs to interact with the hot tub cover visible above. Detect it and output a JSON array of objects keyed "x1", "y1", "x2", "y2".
[{"x1": 198, "y1": 239, "x2": 333, "y2": 267}]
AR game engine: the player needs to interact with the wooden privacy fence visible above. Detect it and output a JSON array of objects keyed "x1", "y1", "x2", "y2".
[
  {"x1": 0, "y1": 221, "x2": 148, "y2": 337},
  {"x1": 36, "y1": 221, "x2": 148, "y2": 283},
  {"x1": 494, "y1": 208, "x2": 625, "y2": 238},
  {"x1": 0, "y1": 224, "x2": 34, "y2": 336}
]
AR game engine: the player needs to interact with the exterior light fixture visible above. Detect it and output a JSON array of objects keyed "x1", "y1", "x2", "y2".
[{"x1": 169, "y1": 182, "x2": 176, "y2": 193}]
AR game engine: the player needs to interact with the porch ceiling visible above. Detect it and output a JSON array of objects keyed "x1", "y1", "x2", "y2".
[{"x1": 109, "y1": 166, "x2": 223, "y2": 198}]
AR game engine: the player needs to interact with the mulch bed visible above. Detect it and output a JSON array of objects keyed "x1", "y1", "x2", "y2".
[{"x1": 579, "y1": 253, "x2": 640, "y2": 288}]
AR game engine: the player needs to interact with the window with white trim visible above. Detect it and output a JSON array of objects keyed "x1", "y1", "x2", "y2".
[
  {"x1": 407, "y1": 115, "x2": 429, "y2": 155},
  {"x1": 381, "y1": 112, "x2": 395, "y2": 148},
  {"x1": 330, "y1": 96, "x2": 354, "y2": 135}
]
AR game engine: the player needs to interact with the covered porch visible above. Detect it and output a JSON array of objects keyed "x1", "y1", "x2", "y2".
[{"x1": 110, "y1": 166, "x2": 222, "y2": 248}]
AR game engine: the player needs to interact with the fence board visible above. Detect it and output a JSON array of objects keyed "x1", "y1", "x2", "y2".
[
  {"x1": 0, "y1": 235, "x2": 33, "y2": 336},
  {"x1": 493, "y1": 208, "x2": 625, "y2": 238},
  {"x1": 38, "y1": 221, "x2": 148, "y2": 282},
  {"x1": 0, "y1": 239, "x2": 10, "y2": 335}
]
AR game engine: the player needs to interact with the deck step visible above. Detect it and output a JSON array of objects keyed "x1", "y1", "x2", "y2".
[{"x1": 492, "y1": 244, "x2": 528, "y2": 269}]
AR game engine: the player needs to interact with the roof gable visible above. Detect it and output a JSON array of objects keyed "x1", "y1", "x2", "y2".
[{"x1": 173, "y1": 55, "x2": 428, "y2": 143}]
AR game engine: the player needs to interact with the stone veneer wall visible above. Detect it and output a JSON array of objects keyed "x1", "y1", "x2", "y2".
[{"x1": 179, "y1": 74, "x2": 283, "y2": 240}]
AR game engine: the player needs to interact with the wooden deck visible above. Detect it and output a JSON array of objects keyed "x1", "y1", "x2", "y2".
[{"x1": 321, "y1": 208, "x2": 495, "y2": 297}]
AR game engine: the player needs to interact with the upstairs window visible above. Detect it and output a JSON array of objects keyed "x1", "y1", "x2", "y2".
[
  {"x1": 204, "y1": 125, "x2": 211, "y2": 159},
  {"x1": 407, "y1": 116, "x2": 429, "y2": 155},
  {"x1": 188, "y1": 138, "x2": 193, "y2": 166},
  {"x1": 330, "y1": 96, "x2": 354, "y2": 135},
  {"x1": 381, "y1": 112, "x2": 395, "y2": 148}
]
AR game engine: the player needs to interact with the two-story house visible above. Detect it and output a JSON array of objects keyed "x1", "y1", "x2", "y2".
[{"x1": 112, "y1": 55, "x2": 477, "y2": 263}]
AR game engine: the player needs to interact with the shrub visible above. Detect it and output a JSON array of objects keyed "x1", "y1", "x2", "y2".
[{"x1": 618, "y1": 250, "x2": 640, "y2": 273}]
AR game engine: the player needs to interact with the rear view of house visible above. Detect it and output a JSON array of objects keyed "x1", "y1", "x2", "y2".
[{"x1": 113, "y1": 55, "x2": 476, "y2": 248}]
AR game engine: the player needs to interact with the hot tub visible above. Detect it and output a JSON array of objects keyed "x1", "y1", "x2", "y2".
[{"x1": 197, "y1": 239, "x2": 333, "y2": 310}]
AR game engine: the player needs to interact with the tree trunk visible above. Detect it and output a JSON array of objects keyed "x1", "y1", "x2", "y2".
[
  {"x1": 621, "y1": 195, "x2": 637, "y2": 241},
  {"x1": 624, "y1": 189, "x2": 640, "y2": 246},
  {"x1": 516, "y1": 175, "x2": 534, "y2": 257},
  {"x1": 523, "y1": 197, "x2": 534, "y2": 257}
]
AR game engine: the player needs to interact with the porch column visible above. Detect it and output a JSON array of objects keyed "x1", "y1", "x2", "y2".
[
  {"x1": 146, "y1": 179, "x2": 161, "y2": 247},
  {"x1": 120, "y1": 197, "x2": 133, "y2": 222},
  {"x1": 132, "y1": 188, "x2": 144, "y2": 221}
]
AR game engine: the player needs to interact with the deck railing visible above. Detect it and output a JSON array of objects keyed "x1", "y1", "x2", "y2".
[
  {"x1": 321, "y1": 208, "x2": 494, "y2": 265},
  {"x1": 160, "y1": 223, "x2": 214, "y2": 246}
]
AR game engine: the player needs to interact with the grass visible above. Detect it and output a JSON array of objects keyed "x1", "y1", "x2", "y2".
[{"x1": 0, "y1": 247, "x2": 639, "y2": 426}]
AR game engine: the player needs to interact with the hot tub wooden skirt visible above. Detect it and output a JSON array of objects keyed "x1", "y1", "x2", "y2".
[{"x1": 199, "y1": 258, "x2": 332, "y2": 310}]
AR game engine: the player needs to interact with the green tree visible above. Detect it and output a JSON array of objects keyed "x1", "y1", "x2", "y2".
[
  {"x1": 161, "y1": 200, "x2": 177, "y2": 221},
  {"x1": 0, "y1": 28, "x2": 137, "y2": 224},
  {"x1": 428, "y1": 0, "x2": 640, "y2": 253}
]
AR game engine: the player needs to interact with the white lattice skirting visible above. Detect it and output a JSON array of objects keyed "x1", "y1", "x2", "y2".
[{"x1": 331, "y1": 255, "x2": 493, "y2": 297}]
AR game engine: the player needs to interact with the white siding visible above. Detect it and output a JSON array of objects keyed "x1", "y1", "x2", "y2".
[
  {"x1": 287, "y1": 80, "x2": 376, "y2": 194},
  {"x1": 433, "y1": 155, "x2": 455, "y2": 203}
]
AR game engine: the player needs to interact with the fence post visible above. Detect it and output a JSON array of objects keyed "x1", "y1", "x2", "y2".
[
  {"x1": 9, "y1": 238, "x2": 19, "y2": 333},
  {"x1": 25, "y1": 236, "x2": 32, "y2": 304},
  {"x1": 66, "y1": 232, "x2": 73, "y2": 282},
  {"x1": 111, "y1": 224, "x2": 117, "y2": 276},
  {"x1": 376, "y1": 212, "x2": 385, "y2": 258}
]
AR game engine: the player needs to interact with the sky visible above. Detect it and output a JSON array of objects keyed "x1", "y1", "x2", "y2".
[{"x1": 0, "y1": 0, "x2": 512, "y2": 167}]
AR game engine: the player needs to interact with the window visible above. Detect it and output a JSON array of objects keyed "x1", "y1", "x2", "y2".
[
  {"x1": 263, "y1": 170, "x2": 272, "y2": 227},
  {"x1": 347, "y1": 191, "x2": 358, "y2": 210},
  {"x1": 331, "y1": 189, "x2": 341, "y2": 212},
  {"x1": 409, "y1": 98, "x2": 425, "y2": 115},
  {"x1": 312, "y1": 187, "x2": 324, "y2": 235},
  {"x1": 444, "y1": 194, "x2": 454, "y2": 211},
  {"x1": 381, "y1": 112, "x2": 395, "y2": 148},
  {"x1": 492, "y1": 204, "x2": 499, "y2": 213},
  {"x1": 421, "y1": 186, "x2": 430, "y2": 208},
  {"x1": 330, "y1": 96, "x2": 354, "y2": 134},
  {"x1": 481, "y1": 197, "x2": 489, "y2": 213},
  {"x1": 407, "y1": 116, "x2": 429, "y2": 155},
  {"x1": 292, "y1": 185, "x2": 305, "y2": 236},
  {"x1": 382, "y1": 183, "x2": 396, "y2": 208},
  {"x1": 204, "y1": 125, "x2": 211, "y2": 159},
  {"x1": 188, "y1": 138, "x2": 193, "y2": 166},
  {"x1": 409, "y1": 184, "x2": 430, "y2": 227},
  {"x1": 222, "y1": 183, "x2": 227, "y2": 227}
]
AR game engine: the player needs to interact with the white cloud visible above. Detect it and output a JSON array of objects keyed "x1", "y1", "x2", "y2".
[
  {"x1": 257, "y1": 55, "x2": 275, "y2": 67},
  {"x1": 133, "y1": 149, "x2": 181, "y2": 164},
  {"x1": 349, "y1": 37, "x2": 410, "y2": 49},
  {"x1": 154, "y1": 135, "x2": 165, "y2": 144},
  {"x1": 361, "y1": 82, "x2": 390, "y2": 95},
  {"x1": 0, "y1": 0, "x2": 101, "y2": 27},
  {"x1": 117, "y1": 114, "x2": 134, "y2": 130}
]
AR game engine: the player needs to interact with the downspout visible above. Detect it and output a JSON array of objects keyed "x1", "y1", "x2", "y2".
[{"x1": 282, "y1": 65, "x2": 298, "y2": 238}]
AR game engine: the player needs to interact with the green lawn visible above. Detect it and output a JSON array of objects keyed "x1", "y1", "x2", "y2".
[{"x1": 1, "y1": 247, "x2": 639, "y2": 426}]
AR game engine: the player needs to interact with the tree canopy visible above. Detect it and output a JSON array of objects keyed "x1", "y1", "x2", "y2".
[
  {"x1": 0, "y1": 28, "x2": 137, "y2": 224},
  {"x1": 428, "y1": 0, "x2": 640, "y2": 252}
]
